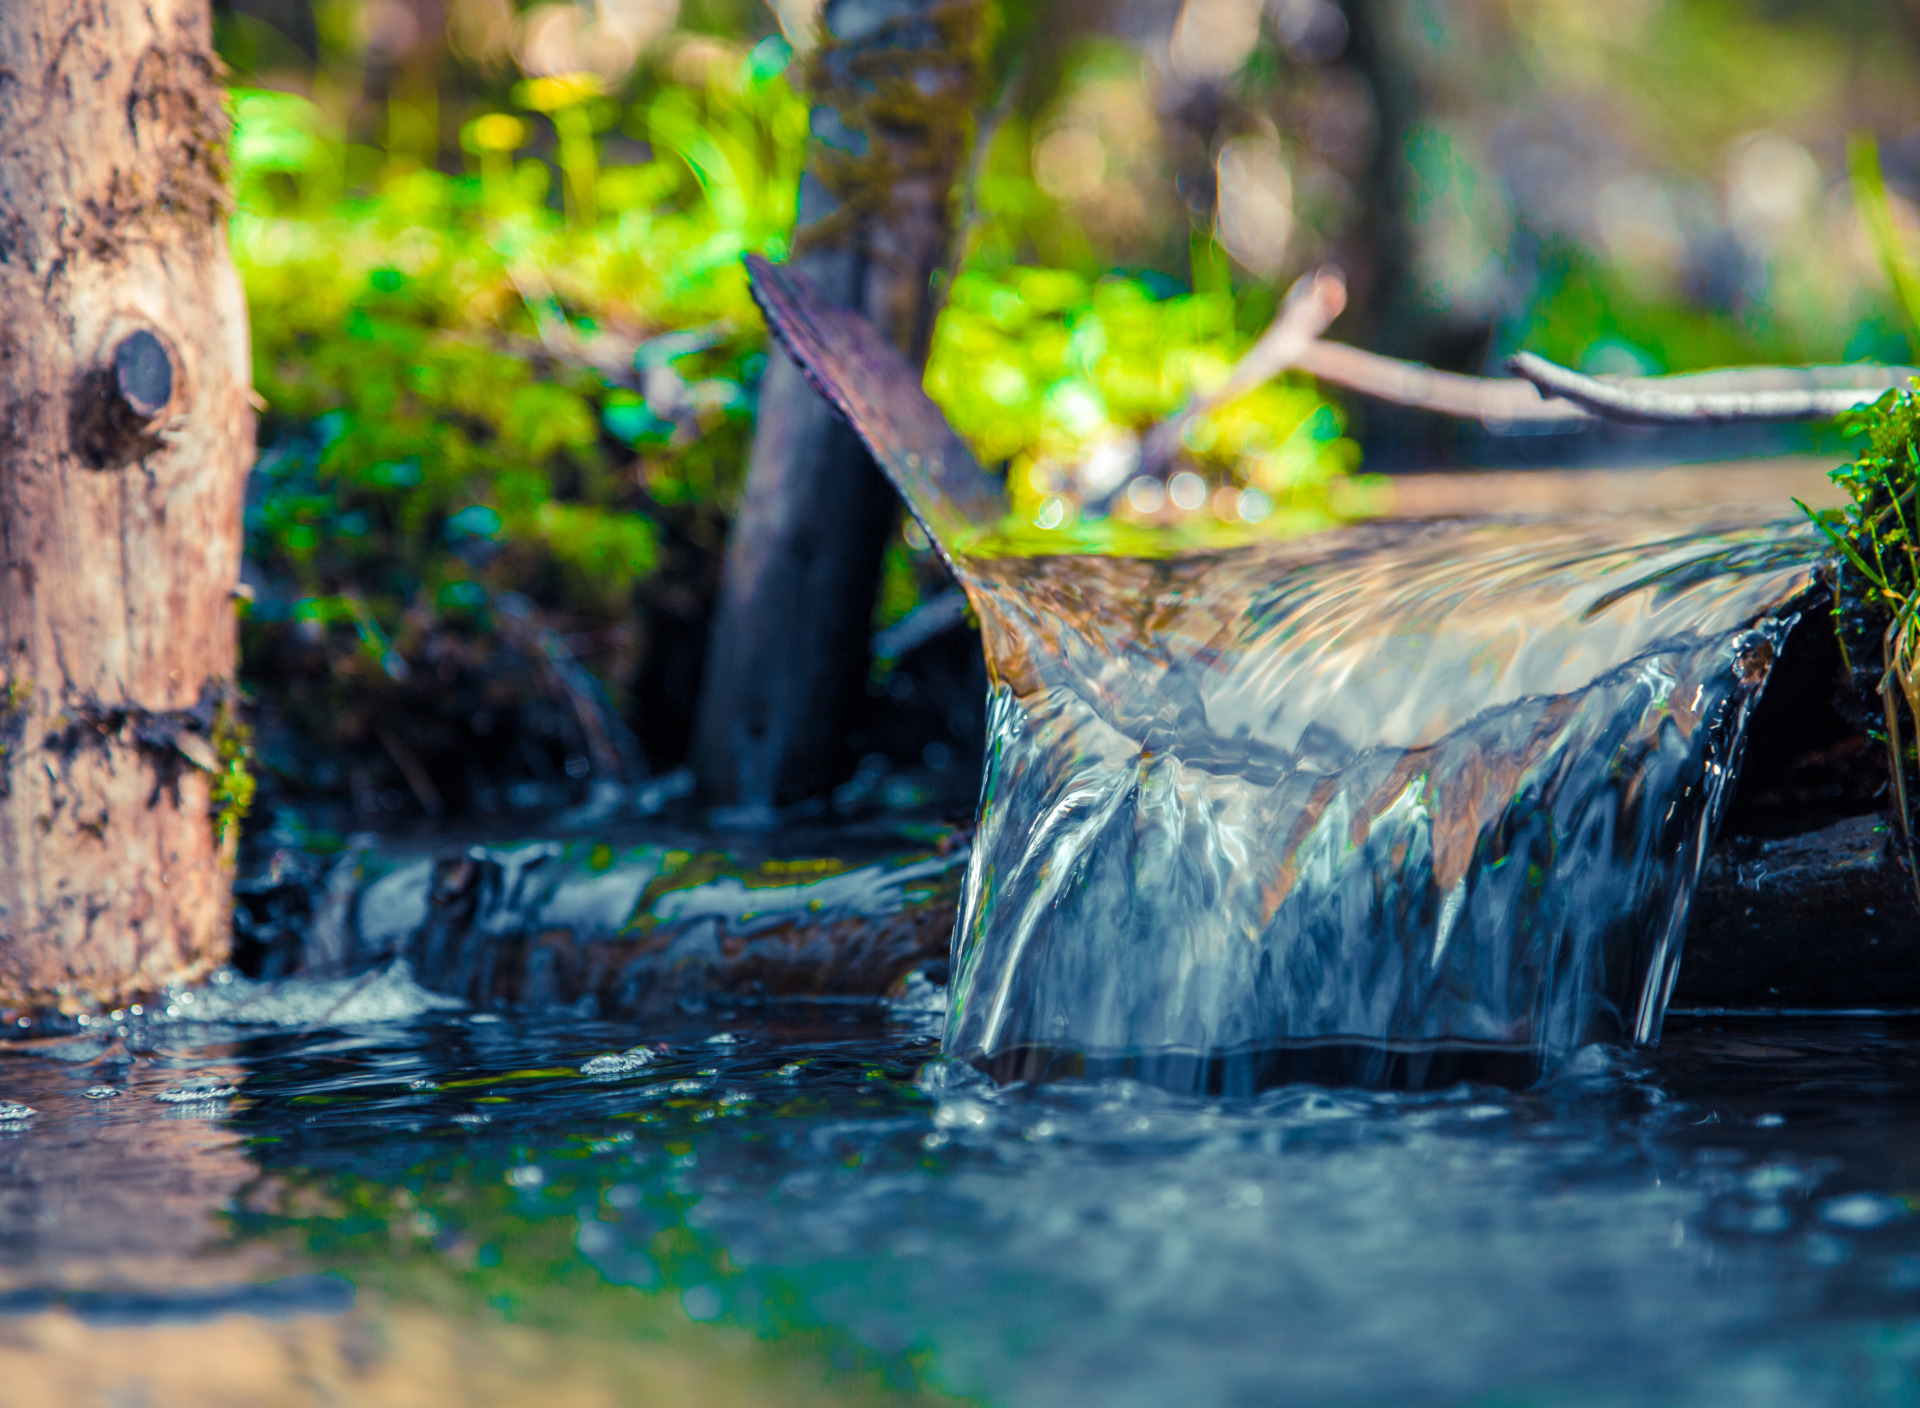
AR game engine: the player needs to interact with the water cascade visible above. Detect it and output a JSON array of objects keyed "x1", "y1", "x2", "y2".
[{"x1": 748, "y1": 258, "x2": 1826, "y2": 1087}]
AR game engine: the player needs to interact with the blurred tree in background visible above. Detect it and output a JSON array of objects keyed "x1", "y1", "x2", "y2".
[{"x1": 215, "y1": 0, "x2": 1920, "y2": 838}]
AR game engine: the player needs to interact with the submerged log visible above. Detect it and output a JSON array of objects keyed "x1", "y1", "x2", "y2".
[
  {"x1": 243, "y1": 828, "x2": 966, "y2": 1019},
  {"x1": 0, "y1": 2, "x2": 253, "y2": 1010}
]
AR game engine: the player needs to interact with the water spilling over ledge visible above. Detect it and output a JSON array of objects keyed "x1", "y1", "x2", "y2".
[
  {"x1": 747, "y1": 256, "x2": 1830, "y2": 1087},
  {"x1": 954, "y1": 517, "x2": 1812, "y2": 1087}
]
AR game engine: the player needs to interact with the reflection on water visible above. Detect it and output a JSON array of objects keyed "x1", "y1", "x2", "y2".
[
  {"x1": 6, "y1": 999, "x2": 1920, "y2": 1405},
  {"x1": 950, "y1": 511, "x2": 1821, "y2": 1082}
]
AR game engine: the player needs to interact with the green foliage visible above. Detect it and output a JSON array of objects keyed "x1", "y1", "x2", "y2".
[
  {"x1": 226, "y1": 26, "x2": 1366, "y2": 796},
  {"x1": 1803, "y1": 382, "x2": 1920, "y2": 886},
  {"x1": 1511, "y1": 242, "x2": 1828, "y2": 380},
  {"x1": 211, "y1": 693, "x2": 258, "y2": 851},
  {"x1": 927, "y1": 264, "x2": 1361, "y2": 542},
  {"x1": 229, "y1": 45, "x2": 806, "y2": 758},
  {"x1": 1809, "y1": 387, "x2": 1920, "y2": 625}
]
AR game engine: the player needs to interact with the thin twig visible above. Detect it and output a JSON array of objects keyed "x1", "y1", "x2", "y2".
[
  {"x1": 873, "y1": 587, "x2": 970, "y2": 659},
  {"x1": 1303, "y1": 340, "x2": 1583, "y2": 423},
  {"x1": 375, "y1": 721, "x2": 446, "y2": 818},
  {"x1": 1142, "y1": 266, "x2": 1352, "y2": 474},
  {"x1": 496, "y1": 594, "x2": 647, "y2": 784},
  {"x1": 1137, "y1": 266, "x2": 1916, "y2": 476},
  {"x1": 1508, "y1": 351, "x2": 1914, "y2": 425}
]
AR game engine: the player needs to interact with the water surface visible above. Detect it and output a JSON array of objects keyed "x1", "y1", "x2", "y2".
[{"x1": 6, "y1": 992, "x2": 1920, "y2": 1405}]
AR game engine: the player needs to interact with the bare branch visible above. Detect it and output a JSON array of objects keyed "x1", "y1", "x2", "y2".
[
  {"x1": 1135, "y1": 264, "x2": 1916, "y2": 480},
  {"x1": 1301, "y1": 341, "x2": 1584, "y2": 423},
  {"x1": 1508, "y1": 352, "x2": 1917, "y2": 425}
]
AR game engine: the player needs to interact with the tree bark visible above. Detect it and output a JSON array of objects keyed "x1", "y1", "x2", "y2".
[
  {"x1": 0, "y1": 1, "x2": 253, "y2": 1011},
  {"x1": 693, "y1": 0, "x2": 986, "y2": 814}
]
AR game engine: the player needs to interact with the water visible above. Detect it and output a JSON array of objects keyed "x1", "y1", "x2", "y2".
[
  {"x1": 948, "y1": 512, "x2": 1819, "y2": 1085},
  {"x1": 7, "y1": 997, "x2": 1920, "y2": 1405}
]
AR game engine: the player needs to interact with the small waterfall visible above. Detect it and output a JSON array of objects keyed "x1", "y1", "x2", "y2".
[
  {"x1": 951, "y1": 519, "x2": 1812, "y2": 1086},
  {"x1": 748, "y1": 257, "x2": 1824, "y2": 1086}
]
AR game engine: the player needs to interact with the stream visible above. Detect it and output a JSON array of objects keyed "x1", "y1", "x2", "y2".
[{"x1": 2, "y1": 265, "x2": 1912, "y2": 1404}]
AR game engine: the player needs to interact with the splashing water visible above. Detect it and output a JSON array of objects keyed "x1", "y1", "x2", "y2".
[{"x1": 747, "y1": 257, "x2": 1824, "y2": 1085}]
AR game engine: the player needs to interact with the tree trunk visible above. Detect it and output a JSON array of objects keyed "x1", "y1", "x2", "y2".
[
  {"x1": 693, "y1": 0, "x2": 986, "y2": 814},
  {"x1": 0, "y1": 2, "x2": 253, "y2": 1011}
]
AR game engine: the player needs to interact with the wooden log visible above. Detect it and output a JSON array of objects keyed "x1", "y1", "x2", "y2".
[
  {"x1": 692, "y1": 0, "x2": 988, "y2": 813},
  {"x1": 0, "y1": 2, "x2": 253, "y2": 1010},
  {"x1": 288, "y1": 834, "x2": 967, "y2": 1019}
]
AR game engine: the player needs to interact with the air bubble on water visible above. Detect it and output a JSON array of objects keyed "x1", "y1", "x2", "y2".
[
  {"x1": 156, "y1": 1080, "x2": 237, "y2": 1104},
  {"x1": 452, "y1": 1112, "x2": 491, "y2": 1127},
  {"x1": 776, "y1": 1062, "x2": 805, "y2": 1078},
  {"x1": 408, "y1": 1078, "x2": 439, "y2": 1091},
  {"x1": 1463, "y1": 1104, "x2": 1509, "y2": 1121},
  {"x1": 1755, "y1": 1113, "x2": 1786, "y2": 1127},
  {"x1": 581, "y1": 1047, "x2": 656, "y2": 1078},
  {"x1": 0, "y1": 1101, "x2": 36, "y2": 1122},
  {"x1": 719, "y1": 1090, "x2": 753, "y2": 1106},
  {"x1": 934, "y1": 1098, "x2": 991, "y2": 1130},
  {"x1": 164, "y1": 960, "x2": 462, "y2": 1026},
  {"x1": 705, "y1": 1032, "x2": 739, "y2": 1046},
  {"x1": 506, "y1": 1165, "x2": 545, "y2": 1189},
  {"x1": 1819, "y1": 1193, "x2": 1909, "y2": 1229},
  {"x1": 82, "y1": 1087, "x2": 120, "y2": 1100}
]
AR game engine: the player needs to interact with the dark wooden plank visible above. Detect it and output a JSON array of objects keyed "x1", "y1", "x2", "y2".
[{"x1": 745, "y1": 254, "x2": 1007, "y2": 555}]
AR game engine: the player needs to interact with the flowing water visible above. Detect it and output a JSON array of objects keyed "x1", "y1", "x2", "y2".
[{"x1": 949, "y1": 512, "x2": 1819, "y2": 1086}]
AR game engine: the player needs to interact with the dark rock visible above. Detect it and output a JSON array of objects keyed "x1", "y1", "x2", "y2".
[{"x1": 1673, "y1": 814, "x2": 1920, "y2": 1011}]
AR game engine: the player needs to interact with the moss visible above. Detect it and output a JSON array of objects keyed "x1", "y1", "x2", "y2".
[
  {"x1": 210, "y1": 689, "x2": 257, "y2": 851},
  {"x1": 0, "y1": 678, "x2": 31, "y2": 798},
  {"x1": 798, "y1": 0, "x2": 994, "y2": 342}
]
